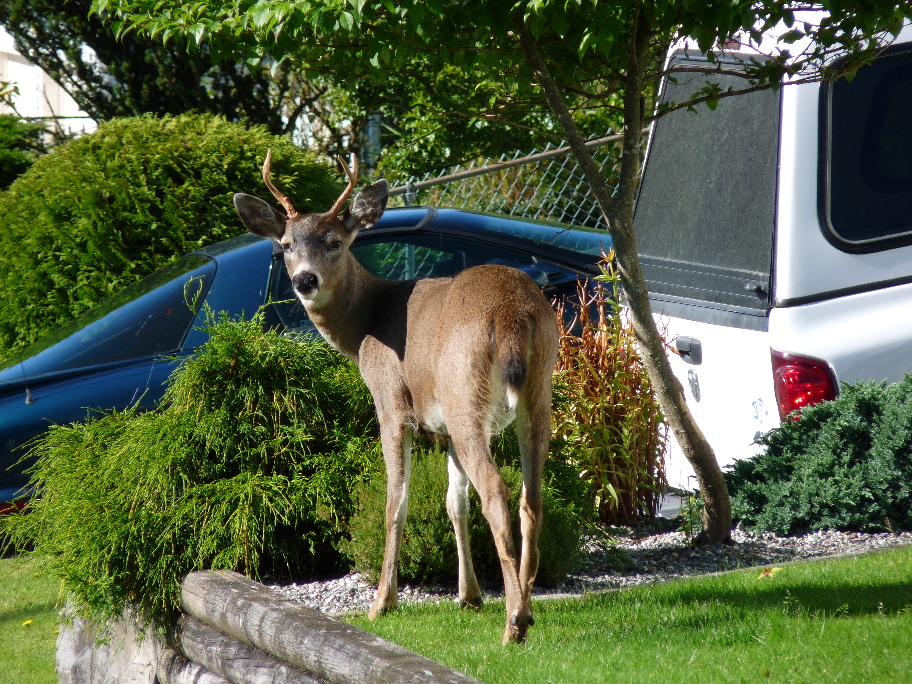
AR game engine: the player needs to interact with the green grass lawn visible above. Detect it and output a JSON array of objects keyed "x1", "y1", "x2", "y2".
[
  {"x1": 3, "y1": 546, "x2": 911, "y2": 684},
  {"x1": 0, "y1": 555, "x2": 60, "y2": 684},
  {"x1": 348, "y1": 546, "x2": 912, "y2": 684}
]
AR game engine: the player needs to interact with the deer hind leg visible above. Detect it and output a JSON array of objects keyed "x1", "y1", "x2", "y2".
[
  {"x1": 369, "y1": 424, "x2": 413, "y2": 620},
  {"x1": 514, "y1": 386, "x2": 549, "y2": 615},
  {"x1": 446, "y1": 442, "x2": 483, "y2": 609},
  {"x1": 448, "y1": 428, "x2": 527, "y2": 645}
]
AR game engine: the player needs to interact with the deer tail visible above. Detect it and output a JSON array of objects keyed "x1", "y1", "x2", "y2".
[{"x1": 495, "y1": 315, "x2": 532, "y2": 408}]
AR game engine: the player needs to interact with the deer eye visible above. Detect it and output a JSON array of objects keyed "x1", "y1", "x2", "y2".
[
  {"x1": 328, "y1": 239, "x2": 343, "y2": 251},
  {"x1": 280, "y1": 241, "x2": 292, "y2": 253}
]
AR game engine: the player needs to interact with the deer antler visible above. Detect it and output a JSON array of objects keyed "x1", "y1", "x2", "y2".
[
  {"x1": 262, "y1": 149, "x2": 299, "y2": 219},
  {"x1": 329, "y1": 154, "x2": 359, "y2": 217}
]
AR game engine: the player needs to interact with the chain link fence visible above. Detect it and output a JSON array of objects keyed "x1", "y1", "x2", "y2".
[{"x1": 387, "y1": 133, "x2": 625, "y2": 231}]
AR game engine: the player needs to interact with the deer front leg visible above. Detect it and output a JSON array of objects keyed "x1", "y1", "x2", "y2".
[
  {"x1": 369, "y1": 423, "x2": 413, "y2": 620},
  {"x1": 446, "y1": 443, "x2": 483, "y2": 609}
]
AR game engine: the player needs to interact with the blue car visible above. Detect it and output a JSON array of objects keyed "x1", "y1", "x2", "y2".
[{"x1": 0, "y1": 207, "x2": 611, "y2": 503}]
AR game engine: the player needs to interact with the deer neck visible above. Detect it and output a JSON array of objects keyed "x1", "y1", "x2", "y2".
[{"x1": 302, "y1": 254, "x2": 379, "y2": 362}]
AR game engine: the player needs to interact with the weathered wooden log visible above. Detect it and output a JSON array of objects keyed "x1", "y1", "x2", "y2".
[
  {"x1": 179, "y1": 615, "x2": 327, "y2": 684},
  {"x1": 181, "y1": 571, "x2": 483, "y2": 684},
  {"x1": 157, "y1": 647, "x2": 231, "y2": 684}
]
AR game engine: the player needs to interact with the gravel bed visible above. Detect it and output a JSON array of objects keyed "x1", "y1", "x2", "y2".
[{"x1": 272, "y1": 525, "x2": 912, "y2": 616}]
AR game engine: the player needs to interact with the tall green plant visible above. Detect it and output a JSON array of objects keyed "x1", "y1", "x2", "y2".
[
  {"x1": 552, "y1": 257, "x2": 668, "y2": 524},
  {"x1": 0, "y1": 113, "x2": 340, "y2": 361},
  {"x1": 0, "y1": 312, "x2": 378, "y2": 629}
]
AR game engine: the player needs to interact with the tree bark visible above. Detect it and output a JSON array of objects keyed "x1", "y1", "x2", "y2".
[{"x1": 517, "y1": 13, "x2": 732, "y2": 545}]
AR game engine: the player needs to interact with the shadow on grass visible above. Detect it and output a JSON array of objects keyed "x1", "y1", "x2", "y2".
[
  {"x1": 584, "y1": 551, "x2": 912, "y2": 619},
  {"x1": 0, "y1": 601, "x2": 59, "y2": 625}
]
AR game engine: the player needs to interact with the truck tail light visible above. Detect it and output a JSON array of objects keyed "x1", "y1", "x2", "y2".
[{"x1": 771, "y1": 350, "x2": 838, "y2": 421}]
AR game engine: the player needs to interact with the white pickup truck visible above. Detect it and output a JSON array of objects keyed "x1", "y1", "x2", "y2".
[{"x1": 635, "y1": 26, "x2": 912, "y2": 488}]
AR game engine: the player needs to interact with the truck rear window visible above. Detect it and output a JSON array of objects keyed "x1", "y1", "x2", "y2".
[
  {"x1": 634, "y1": 53, "x2": 780, "y2": 316},
  {"x1": 822, "y1": 46, "x2": 912, "y2": 251}
]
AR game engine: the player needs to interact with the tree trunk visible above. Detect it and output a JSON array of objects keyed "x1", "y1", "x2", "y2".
[{"x1": 518, "y1": 14, "x2": 732, "y2": 545}]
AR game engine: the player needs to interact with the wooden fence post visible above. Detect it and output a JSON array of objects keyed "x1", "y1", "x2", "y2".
[
  {"x1": 181, "y1": 570, "x2": 484, "y2": 684},
  {"x1": 178, "y1": 615, "x2": 325, "y2": 684}
]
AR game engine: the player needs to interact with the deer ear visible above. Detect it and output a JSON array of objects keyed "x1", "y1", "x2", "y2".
[
  {"x1": 234, "y1": 193, "x2": 286, "y2": 240},
  {"x1": 344, "y1": 180, "x2": 389, "y2": 231}
]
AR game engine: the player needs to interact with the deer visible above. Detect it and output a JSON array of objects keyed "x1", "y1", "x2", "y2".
[{"x1": 233, "y1": 152, "x2": 559, "y2": 644}]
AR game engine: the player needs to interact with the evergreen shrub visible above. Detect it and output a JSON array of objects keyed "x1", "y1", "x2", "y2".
[
  {"x1": 0, "y1": 114, "x2": 48, "y2": 190},
  {"x1": 0, "y1": 312, "x2": 378, "y2": 629},
  {"x1": 344, "y1": 434, "x2": 589, "y2": 587},
  {"x1": 726, "y1": 375, "x2": 912, "y2": 535},
  {"x1": 0, "y1": 113, "x2": 340, "y2": 361}
]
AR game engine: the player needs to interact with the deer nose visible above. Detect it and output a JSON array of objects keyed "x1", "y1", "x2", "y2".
[{"x1": 293, "y1": 271, "x2": 319, "y2": 294}]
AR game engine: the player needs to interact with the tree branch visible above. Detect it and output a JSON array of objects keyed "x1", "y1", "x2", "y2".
[{"x1": 516, "y1": 24, "x2": 618, "y2": 220}]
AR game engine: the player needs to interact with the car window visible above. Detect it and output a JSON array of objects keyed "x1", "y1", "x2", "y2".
[
  {"x1": 0, "y1": 255, "x2": 215, "y2": 382},
  {"x1": 354, "y1": 241, "x2": 456, "y2": 280},
  {"x1": 267, "y1": 234, "x2": 582, "y2": 331},
  {"x1": 822, "y1": 47, "x2": 912, "y2": 250}
]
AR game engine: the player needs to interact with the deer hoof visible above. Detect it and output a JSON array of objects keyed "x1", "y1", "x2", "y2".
[
  {"x1": 510, "y1": 612, "x2": 534, "y2": 627},
  {"x1": 368, "y1": 597, "x2": 397, "y2": 620},
  {"x1": 503, "y1": 611, "x2": 534, "y2": 644},
  {"x1": 459, "y1": 595, "x2": 484, "y2": 611},
  {"x1": 502, "y1": 622, "x2": 527, "y2": 645}
]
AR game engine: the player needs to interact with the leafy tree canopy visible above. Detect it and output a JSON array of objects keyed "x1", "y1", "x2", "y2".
[
  {"x1": 89, "y1": 1, "x2": 908, "y2": 174},
  {"x1": 355, "y1": 61, "x2": 621, "y2": 180},
  {"x1": 91, "y1": 1, "x2": 909, "y2": 114},
  {"x1": 5, "y1": 0, "x2": 600, "y2": 177},
  {"x1": 0, "y1": 0, "x2": 301, "y2": 133}
]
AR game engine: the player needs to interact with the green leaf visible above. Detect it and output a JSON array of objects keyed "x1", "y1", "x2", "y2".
[
  {"x1": 190, "y1": 22, "x2": 206, "y2": 45},
  {"x1": 578, "y1": 30, "x2": 594, "y2": 60},
  {"x1": 250, "y1": 5, "x2": 274, "y2": 30}
]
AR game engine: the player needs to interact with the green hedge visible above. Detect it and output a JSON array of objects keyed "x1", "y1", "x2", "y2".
[
  {"x1": 726, "y1": 376, "x2": 912, "y2": 535},
  {"x1": 0, "y1": 113, "x2": 340, "y2": 361},
  {"x1": 0, "y1": 313, "x2": 378, "y2": 629}
]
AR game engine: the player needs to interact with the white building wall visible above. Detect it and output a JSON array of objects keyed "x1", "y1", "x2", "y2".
[{"x1": 0, "y1": 26, "x2": 96, "y2": 135}]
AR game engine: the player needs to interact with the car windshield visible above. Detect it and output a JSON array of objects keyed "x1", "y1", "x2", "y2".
[{"x1": 0, "y1": 255, "x2": 215, "y2": 383}]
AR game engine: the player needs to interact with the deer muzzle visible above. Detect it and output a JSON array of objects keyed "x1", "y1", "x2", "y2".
[{"x1": 292, "y1": 271, "x2": 319, "y2": 297}]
